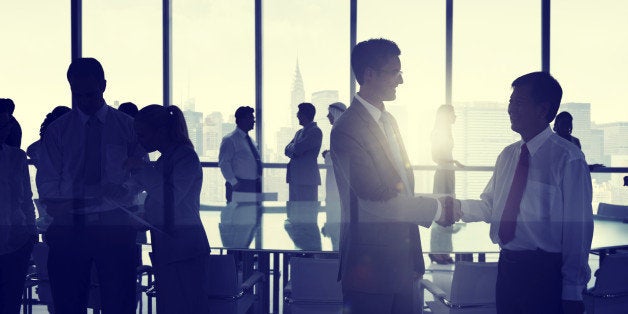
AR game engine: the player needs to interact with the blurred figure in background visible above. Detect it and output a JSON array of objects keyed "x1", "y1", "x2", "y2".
[
  {"x1": 553, "y1": 111, "x2": 581, "y2": 149},
  {"x1": 0, "y1": 102, "x2": 36, "y2": 314},
  {"x1": 27, "y1": 106, "x2": 71, "y2": 167},
  {"x1": 118, "y1": 102, "x2": 138, "y2": 118},
  {"x1": 429, "y1": 104, "x2": 464, "y2": 264},
  {"x1": 126, "y1": 104, "x2": 212, "y2": 314},
  {"x1": 0, "y1": 98, "x2": 22, "y2": 148}
]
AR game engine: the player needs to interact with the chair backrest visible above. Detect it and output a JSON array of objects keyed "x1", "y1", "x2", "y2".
[
  {"x1": 593, "y1": 253, "x2": 628, "y2": 295},
  {"x1": 597, "y1": 203, "x2": 628, "y2": 220},
  {"x1": 289, "y1": 257, "x2": 342, "y2": 302},
  {"x1": 449, "y1": 262, "x2": 498, "y2": 306},
  {"x1": 207, "y1": 254, "x2": 239, "y2": 297}
]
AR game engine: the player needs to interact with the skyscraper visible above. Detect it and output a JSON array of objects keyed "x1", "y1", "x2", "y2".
[
  {"x1": 453, "y1": 101, "x2": 519, "y2": 199},
  {"x1": 290, "y1": 59, "x2": 305, "y2": 127}
]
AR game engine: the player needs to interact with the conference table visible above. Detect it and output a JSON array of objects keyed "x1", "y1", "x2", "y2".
[{"x1": 192, "y1": 201, "x2": 628, "y2": 314}]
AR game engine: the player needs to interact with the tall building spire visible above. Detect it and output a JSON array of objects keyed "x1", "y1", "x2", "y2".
[{"x1": 290, "y1": 57, "x2": 305, "y2": 126}]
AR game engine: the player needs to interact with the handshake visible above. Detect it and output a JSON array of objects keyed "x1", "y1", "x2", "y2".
[{"x1": 435, "y1": 196, "x2": 462, "y2": 227}]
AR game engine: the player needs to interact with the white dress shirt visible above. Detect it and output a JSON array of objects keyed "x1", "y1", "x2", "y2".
[
  {"x1": 0, "y1": 144, "x2": 35, "y2": 254},
  {"x1": 460, "y1": 126, "x2": 593, "y2": 300},
  {"x1": 36, "y1": 104, "x2": 145, "y2": 213},
  {"x1": 353, "y1": 94, "x2": 442, "y2": 222},
  {"x1": 218, "y1": 128, "x2": 261, "y2": 185}
]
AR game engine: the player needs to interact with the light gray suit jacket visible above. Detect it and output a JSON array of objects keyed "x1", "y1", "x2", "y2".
[
  {"x1": 330, "y1": 98, "x2": 438, "y2": 294},
  {"x1": 285, "y1": 122, "x2": 322, "y2": 185}
]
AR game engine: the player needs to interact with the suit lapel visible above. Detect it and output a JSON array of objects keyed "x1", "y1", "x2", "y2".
[
  {"x1": 386, "y1": 114, "x2": 415, "y2": 192},
  {"x1": 351, "y1": 99, "x2": 399, "y2": 170}
]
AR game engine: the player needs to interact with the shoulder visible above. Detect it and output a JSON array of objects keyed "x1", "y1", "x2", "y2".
[
  {"x1": 106, "y1": 106, "x2": 134, "y2": 126},
  {"x1": 545, "y1": 133, "x2": 586, "y2": 162},
  {"x1": 172, "y1": 145, "x2": 201, "y2": 165}
]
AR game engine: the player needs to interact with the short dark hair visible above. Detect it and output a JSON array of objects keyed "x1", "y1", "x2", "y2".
[
  {"x1": 235, "y1": 106, "x2": 254, "y2": 123},
  {"x1": 0, "y1": 98, "x2": 15, "y2": 114},
  {"x1": 511, "y1": 72, "x2": 562, "y2": 123},
  {"x1": 67, "y1": 58, "x2": 105, "y2": 82},
  {"x1": 298, "y1": 102, "x2": 316, "y2": 121},
  {"x1": 118, "y1": 102, "x2": 139, "y2": 117},
  {"x1": 555, "y1": 111, "x2": 573, "y2": 122},
  {"x1": 351, "y1": 38, "x2": 401, "y2": 85}
]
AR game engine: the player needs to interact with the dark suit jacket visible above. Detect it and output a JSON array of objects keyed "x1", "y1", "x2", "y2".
[
  {"x1": 330, "y1": 98, "x2": 438, "y2": 294},
  {"x1": 285, "y1": 122, "x2": 322, "y2": 185}
]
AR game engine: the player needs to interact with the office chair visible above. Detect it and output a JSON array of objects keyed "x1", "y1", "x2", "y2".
[
  {"x1": 584, "y1": 252, "x2": 628, "y2": 314},
  {"x1": 283, "y1": 257, "x2": 343, "y2": 314},
  {"x1": 421, "y1": 261, "x2": 498, "y2": 314}
]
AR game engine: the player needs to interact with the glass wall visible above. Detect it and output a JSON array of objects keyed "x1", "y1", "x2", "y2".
[
  {"x1": 83, "y1": 0, "x2": 162, "y2": 109},
  {"x1": 452, "y1": 0, "x2": 540, "y2": 199},
  {"x1": 552, "y1": 0, "x2": 628, "y2": 207},
  {"x1": 173, "y1": 0, "x2": 255, "y2": 203},
  {"x1": 262, "y1": 0, "x2": 350, "y2": 202},
  {"x1": 0, "y1": 2, "x2": 70, "y2": 150}
]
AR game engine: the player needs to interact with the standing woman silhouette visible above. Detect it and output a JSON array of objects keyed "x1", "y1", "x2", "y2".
[
  {"x1": 429, "y1": 105, "x2": 463, "y2": 264},
  {"x1": 126, "y1": 104, "x2": 211, "y2": 313}
]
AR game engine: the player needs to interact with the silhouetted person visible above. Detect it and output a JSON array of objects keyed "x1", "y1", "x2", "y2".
[
  {"x1": 330, "y1": 38, "x2": 457, "y2": 314},
  {"x1": 219, "y1": 106, "x2": 262, "y2": 203},
  {"x1": 27, "y1": 106, "x2": 71, "y2": 167},
  {"x1": 553, "y1": 111, "x2": 581, "y2": 149},
  {"x1": 285, "y1": 102, "x2": 322, "y2": 202},
  {"x1": 450, "y1": 72, "x2": 593, "y2": 314},
  {"x1": 0, "y1": 98, "x2": 22, "y2": 148},
  {"x1": 36, "y1": 58, "x2": 146, "y2": 314},
  {"x1": 321, "y1": 102, "x2": 346, "y2": 250},
  {"x1": 0, "y1": 100, "x2": 36, "y2": 314},
  {"x1": 118, "y1": 102, "x2": 138, "y2": 118},
  {"x1": 125, "y1": 105, "x2": 212, "y2": 314},
  {"x1": 553, "y1": 111, "x2": 604, "y2": 170},
  {"x1": 429, "y1": 104, "x2": 464, "y2": 265}
]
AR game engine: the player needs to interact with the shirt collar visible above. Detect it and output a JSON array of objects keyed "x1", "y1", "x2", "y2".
[
  {"x1": 77, "y1": 103, "x2": 109, "y2": 125},
  {"x1": 235, "y1": 127, "x2": 248, "y2": 138},
  {"x1": 522, "y1": 126, "x2": 553, "y2": 156},
  {"x1": 302, "y1": 121, "x2": 317, "y2": 130},
  {"x1": 354, "y1": 93, "x2": 383, "y2": 123}
]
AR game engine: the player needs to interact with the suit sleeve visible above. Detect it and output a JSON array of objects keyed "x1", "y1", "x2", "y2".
[
  {"x1": 36, "y1": 125, "x2": 64, "y2": 199},
  {"x1": 218, "y1": 137, "x2": 238, "y2": 185},
  {"x1": 560, "y1": 158, "x2": 593, "y2": 301},
  {"x1": 292, "y1": 127, "x2": 322, "y2": 157},
  {"x1": 331, "y1": 128, "x2": 438, "y2": 227}
]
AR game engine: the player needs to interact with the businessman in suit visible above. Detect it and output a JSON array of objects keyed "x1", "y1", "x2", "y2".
[
  {"x1": 330, "y1": 38, "x2": 458, "y2": 314},
  {"x1": 285, "y1": 102, "x2": 323, "y2": 202}
]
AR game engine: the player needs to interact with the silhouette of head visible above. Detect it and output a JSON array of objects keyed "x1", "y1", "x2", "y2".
[
  {"x1": 235, "y1": 106, "x2": 255, "y2": 133},
  {"x1": 118, "y1": 102, "x2": 138, "y2": 118},
  {"x1": 435, "y1": 104, "x2": 456, "y2": 127},
  {"x1": 553, "y1": 111, "x2": 574, "y2": 140},
  {"x1": 67, "y1": 58, "x2": 107, "y2": 116},
  {"x1": 0, "y1": 99, "x2": 14, "y2": 143},
  {"x1": 40, "y1": 106, "x2": 71, "y2": 137},
  {"x1": 327, "y1": 102, "x2": 346, "y2": 125},
  {"x1": 509, "y1": 72, "x2": 562, "y2": 139},
  {"x1": 351, "y1": 38, "x2": 403, "y2": 103},
  {"x1": 134, "y1": 104, "x2": 192, "y2": 153},
  {"x1": 0, "y1": 98, "x2": 15, "y2": 115},
  {"x1": 297, "y1": 102, "x2": 316, "y2": 126}
]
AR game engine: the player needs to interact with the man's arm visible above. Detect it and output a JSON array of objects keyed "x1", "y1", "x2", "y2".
[
  {"x1": 331, "y1": 129, "x2": 439, "y2": 227},
  {"x1": 284, "y1": 133, "x2": 297, "y2": 158},
  {"x1": 218, "y1": 138, "x2": 238, "y2": 185},
  {"x1": 459, "y1": 172, "x2": 496, "y2": 223},
  {"x1": 560, "y1": 158, "x2": 594, "y2": 302},
  {"x1": 291, "y1": 127, "x2": 322, "y2": 157},
  {"x1": 19, "y1": 151, "x2": 36, "y2": 236},
  {"x1": 36, "y1": 126, "x2": 63, "y2": 199}
]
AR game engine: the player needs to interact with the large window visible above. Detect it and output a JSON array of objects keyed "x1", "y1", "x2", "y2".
[
  {"x1": 358, "y1": 0, "x2": 446, "y2": 171},
  {"x1": 173, "y1": 0, "x2": 255, "y2": 203},
  {"x1": 263, "y1": 0, "x2": 350, "y2": 202},
  {"x1": 0, "y1": 2, "x2": 70, "y2": 150},
  {"x1": 452, "y1": 0, "x2": 540, "y2": 198},
  {"x1": 83, "y1": 0, "x2": 162, "y2": 109},
  {"x1": 552, "y1": 0, "x2": 628, "y2": 206}
]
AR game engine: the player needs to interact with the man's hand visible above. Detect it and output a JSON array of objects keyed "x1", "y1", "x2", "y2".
[
  {"x1": 562, "y1": 300, "x2": 584, "y2": 314},
  {"x1": 436, "y1": 196, "x2": 462, "y2": 227}
]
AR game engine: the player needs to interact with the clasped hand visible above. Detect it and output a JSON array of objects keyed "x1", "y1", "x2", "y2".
[{"x1": 436, "y1": 196, "x2": 462, "y2": 227}]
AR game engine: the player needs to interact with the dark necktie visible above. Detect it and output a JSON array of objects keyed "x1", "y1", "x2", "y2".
[
  {"x1": 245, "y1": 134, "x2": 262, "y2": 176},
  {"x1": 83, "y1": 116, "x2": 102, "y2": 192},
  {"x1": 499, "y1": 144, "x2": 529, "y2": 244}
]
